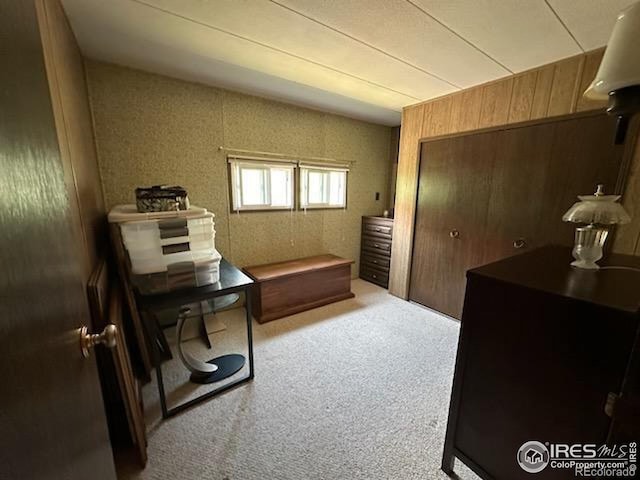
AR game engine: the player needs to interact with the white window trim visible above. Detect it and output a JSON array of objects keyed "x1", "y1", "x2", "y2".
[
  {"x1": 229, "y1": 157, "x2": 295, "y2": 211},
  {"x1": 299, "y1": 163, "x2": 349, "y2": 209}
]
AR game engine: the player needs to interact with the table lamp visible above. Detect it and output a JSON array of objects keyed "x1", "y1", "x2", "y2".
[{"x1": 562, "y1": 184, "x2": 631, "y2": 269}]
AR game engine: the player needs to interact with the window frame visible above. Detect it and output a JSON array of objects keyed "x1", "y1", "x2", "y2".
[
  {"x1": 229, "y1": 158, "x2": 296, "y2": 212},
  {"x1": 299, "y1": 164, "x2": 348, "y2": 210}
]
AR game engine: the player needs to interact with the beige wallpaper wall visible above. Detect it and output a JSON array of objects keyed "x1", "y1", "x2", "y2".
[{"x1": 85, "y1": 61, "x2": 392, "y2": 276}]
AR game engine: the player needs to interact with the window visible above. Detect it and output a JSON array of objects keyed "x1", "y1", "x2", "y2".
[
  {"x1": 229, "y1": 159, "x2": 295, "y2": 211},
  {"x1": 300, "y1": 164, "x2": 348, "y2": 209}
]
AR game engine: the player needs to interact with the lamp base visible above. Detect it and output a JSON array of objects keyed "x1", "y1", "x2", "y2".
[
  {"x1": 570, "y1": 259, "x2": 601, "y2": 270},
  {"x1": 571, "y1": 225, "x2": 608, "y2": 270}
]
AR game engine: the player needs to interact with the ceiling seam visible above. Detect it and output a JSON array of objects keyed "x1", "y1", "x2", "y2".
[
  {"x1": 404, "y1": 0, "x2": 514, "y2": 75},
  {"x1": 543, "y1": 0, "x2": 585, "y2": 52},
  {"x1": 268, "y1": 0, "x2": 462, "y2": 89},
  {"x1": 131, "y1": 0, "x2": 423, "y2": 102}
]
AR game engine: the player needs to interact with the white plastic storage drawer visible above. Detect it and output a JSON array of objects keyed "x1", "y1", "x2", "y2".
[
  {"x1": 108, "y1": 204, "x2": 208, "y2": 223},
  {"x1": 132, "y1": 250, "x2": 222, "y2": 295},
  {"x1": 129, "y1": 248, "x2": 218, "y2": 275},
  {"x1": 120, "y1": 214, "x2": 214, "y2": 244},
  {"x1": 124, "y1": 230, "x2": 215, "y2": 259}
]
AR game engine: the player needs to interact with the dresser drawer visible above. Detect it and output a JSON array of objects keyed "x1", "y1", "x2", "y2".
[
  {"x1": 360, "y1": 265, "x2": 389, "y2": 287},
  {"x1": 362, "y1": 237, "x2": 392, "y2": 256},
  {"x1": 363, "y1": 216, "x2": 393, "y2": 227},
  {"x1": 362, "y1": 221, "x2": 393, "y2": 239},
  {"x1": 360, "y1": 252, "x2": 391, "y2": 271}
]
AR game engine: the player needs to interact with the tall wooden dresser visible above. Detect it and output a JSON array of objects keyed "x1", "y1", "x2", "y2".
[
  {"x1": 443, "y1": 246, "x2": 640, "y2": 480},
  {"x1": 359, "y1": 216, "x2": 394, "y2": 288}
]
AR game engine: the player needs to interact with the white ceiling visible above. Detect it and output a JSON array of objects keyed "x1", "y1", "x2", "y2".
[{"x1": 61, "y1": 0, "x2": 635, "y2": 126}]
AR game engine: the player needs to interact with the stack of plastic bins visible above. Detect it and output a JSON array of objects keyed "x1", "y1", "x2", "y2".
[{"x1": 108, "y1": 205, "x2": 222, "y2": 295}]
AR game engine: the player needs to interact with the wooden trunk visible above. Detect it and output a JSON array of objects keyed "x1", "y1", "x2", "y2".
[{"x1": 243, "y1": 255, "x2": 355, "y2": 323}]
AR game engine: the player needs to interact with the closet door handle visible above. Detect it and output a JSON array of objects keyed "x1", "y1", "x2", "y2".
[
  {"x1": 449, "y1": 229, "x2": 459, "y2": 239},
  {"x1": 513, "y1": 238, "x2": 527, "y2": 249}
]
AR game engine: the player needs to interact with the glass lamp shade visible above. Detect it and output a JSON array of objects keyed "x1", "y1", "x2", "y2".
[
  {"x1": 562, "y1": 186, "x2": 631, "y2": 225},
  {"x1": 562, "y1": 185, "x2": 631, "y2": 270}
]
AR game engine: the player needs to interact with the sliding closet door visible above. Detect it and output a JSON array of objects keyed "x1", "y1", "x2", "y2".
[
  {"x1": 410, "y1": 113, "x2": 630, "y2": 319},
  {"x1": 539, "y1": 114, "x2": 625, "y2": 245},
  {"x1": 484, "y1": 114, "x2": 624, "y2": 264},
  {"x1": 481, "y1": 122, "x2": 556, "y2": 264},
  {"x1": 409, "y1": 132, "x2": 496, "y2": 318}
]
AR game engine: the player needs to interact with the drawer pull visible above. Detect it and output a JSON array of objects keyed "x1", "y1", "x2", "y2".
[
  {"x1": 372, "y1": 274, "x2": 377, "y2": 279},
  {"x1": 374, "y1": 243, "x2": 380, "y2": 248},
  {"x1": 513, "y1": 238, "x2": 526, "y2": 249},
  {"x1": 449, "y1": 229, "x2": 459, "y2": 239},
  {"x1": 373, "y1": 260, "x2": 378, "y2": 264}
]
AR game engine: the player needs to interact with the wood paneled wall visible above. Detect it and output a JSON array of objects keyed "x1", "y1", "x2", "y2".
[
  {"x1": 37, "y1": 0, "x2": 106, "y2": 285},
  {"x1": 389, "y1": 48, "x2": 640, "y2": 299}
]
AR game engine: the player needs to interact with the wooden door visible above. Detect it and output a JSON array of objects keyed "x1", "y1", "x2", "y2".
[
  {"x1": 409, "y1": 132, "x2": 496, "y2": 318},
  {"x1": 539, "y1": 114, "x2": 625, "y2": 246},
  {"x1": 483, "y1": 114, "x2": 625, "y2": 265},
  {"x1": 410, "y1": 112, "x2": 632, "y2": 320},
  {"x1": 482, "y1": 122, "x2": 556, "y2": 264},
  {"x1": 0, "y1": 1, "x2": 116, "y2": 478}
]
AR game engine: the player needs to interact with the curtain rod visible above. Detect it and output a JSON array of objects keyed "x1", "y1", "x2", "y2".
[{"x1": 218, "y1": 146, "x2": 355, "y2": 165}]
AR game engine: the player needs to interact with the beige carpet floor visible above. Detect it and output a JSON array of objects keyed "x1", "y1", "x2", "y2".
[{"x1": 117, "y1": 279, "x2": 479, "y2": 480}]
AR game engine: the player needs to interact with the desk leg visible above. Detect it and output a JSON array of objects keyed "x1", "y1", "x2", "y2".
[
  {"x1": 156, "y1": 359, "x2": 169, "y2": 419},
  {"x1": 245, "y1": 287, "x2": 254, "y2": 379},
  {"x1": 199, "y1": 313, "x2": 212, "y2": 350},
  {"x1": 144, "y1": 313, "x2": 169, "y2": 419}
]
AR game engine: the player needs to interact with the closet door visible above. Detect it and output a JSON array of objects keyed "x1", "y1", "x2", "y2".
[
  {"x1": 482, "y1": 122, "x2": 556, "y2": 264},
  {"x1": 409, "y1": 132, "x2": 496, "y2": 318},
  {"x1": 539, "y1": 114, "x2": 625, "y2": 246},
  {"x1": 410, "y1": 113, "x2": 630, "y2": 320}
]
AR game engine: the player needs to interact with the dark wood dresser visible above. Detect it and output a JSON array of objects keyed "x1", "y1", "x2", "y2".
[
  {"x1": 443, "y1": 246, "x2": 640, "y2": 480},
  {"x1": 359, "y1": 215, "x2": 393, "y2": 288}
]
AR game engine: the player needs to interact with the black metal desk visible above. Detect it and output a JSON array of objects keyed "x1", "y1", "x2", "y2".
[{"x1": 136, "y1": 259, "x2": 254, "y2": 418}]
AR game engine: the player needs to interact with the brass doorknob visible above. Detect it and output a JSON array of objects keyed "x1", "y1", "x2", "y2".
[
  {"x1": 79, "y1": 324, "x2": 117, "y2": 358},
  {"x1": 449, "y1": 229, "x2": 460, "y2": 239}
]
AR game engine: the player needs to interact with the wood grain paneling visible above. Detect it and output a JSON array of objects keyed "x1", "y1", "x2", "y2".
[
  {"x1": 478, "y1": 78, "x2": 514, "y2": 129},
  {"x1": 508, "y1": 71, "x2": 537, "y2": 123},
  {"x1": 530, "y1": 65, "x2": 555, "y2": 120},
  {"x1": 448, "y1": 88, "x2": 483, "y2": 133},
  {"x1": 613, "y1": 137, "x2": 640, "y2": 255},
  {"x1": 547, "y1": 55, "x2": 584, "y2": 117},
  {"x1": 423, "y1": 98, "x2": 453, "y2": 137},
  {"x1": 389, "y1": 103, "x2": 424, "y2": 288},
  {"x1": 389, "y1": 48, "x2": 640, "y2": 300},
  {"x1": 38, "y1": 0, "x2": 106, "y2": 283}
]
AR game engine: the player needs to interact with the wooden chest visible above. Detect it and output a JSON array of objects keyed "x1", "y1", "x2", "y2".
[{"x1": 243, "y1": 254, "x2": 355, "y2": 323}]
